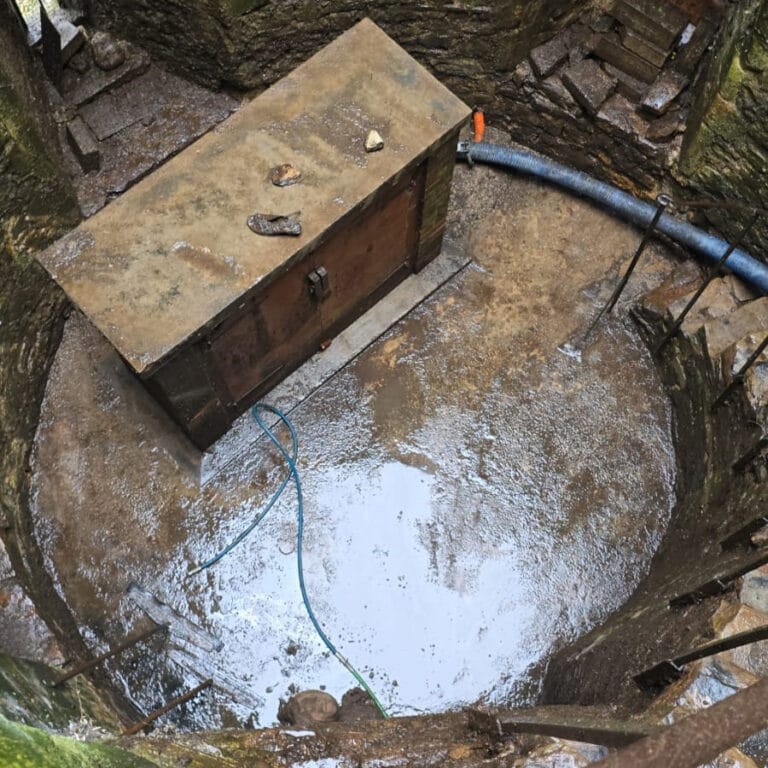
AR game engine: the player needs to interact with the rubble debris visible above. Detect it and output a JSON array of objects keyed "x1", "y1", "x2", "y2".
[
  {"x1": 278, "y1": 690, "x2": 340, "y2": 726},
  {"x1": 90, "y1": 31, "x2": 126, "y2": 71},
  {"x1": 65, "y1": 116, "x2": 100, "y2": 172},
  {"x1": 269, "y1": 163, "x2": 302, "y2": 187},
  {"x1": 247, "y1": 211, "x2": 302, "y2": 236},
  {"x1": 365, "y1": 129, "x2": 385, "y2": 152},
  {"x1": 562, "y1": 59, "x2": 617, "y2": 116},
  {"x1": 646, "y1": 110, "x2": 685, "y2": 141}
]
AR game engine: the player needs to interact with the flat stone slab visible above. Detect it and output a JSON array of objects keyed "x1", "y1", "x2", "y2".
[
  {"x1": 562, "y1": 58, "x2": 617, "y2": 115},
  {"x1": 620, "y1": 27, "x2": 670, "y2": 68},
  {"x1": 595, "y1": 32, "x2": 661, "y2": 84}
]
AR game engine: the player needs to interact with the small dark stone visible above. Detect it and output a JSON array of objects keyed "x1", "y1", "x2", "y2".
[
  {"x1": 338, "y1": 687, "x2": 381, "y2": 722},
  {"x1": 67, "y1": 46, "x2": 91, "y2": 75},
  {"x1": 91, "y1": 31, "x2": 126, "y2": 72},
  {"x1": 529, "y1": 36, "x2": 569, "y2": 78},
  {"x1": 562, "y1": 59, "x2": 618, "y2": 116}
]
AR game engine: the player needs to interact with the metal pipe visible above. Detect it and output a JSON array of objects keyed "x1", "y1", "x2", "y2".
[{"x1": 458, "y1": 142, "x2": 768, "y2": 295}]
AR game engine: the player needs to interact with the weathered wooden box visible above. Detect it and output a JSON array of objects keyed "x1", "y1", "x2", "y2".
[{"x1": 38, "y1": 19, "x2": 470, "y2": 449}]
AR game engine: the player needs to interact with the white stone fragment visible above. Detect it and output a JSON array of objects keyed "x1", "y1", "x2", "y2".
[{"x1": 365, "y1": 129, "x2": 384, "y2": 153}]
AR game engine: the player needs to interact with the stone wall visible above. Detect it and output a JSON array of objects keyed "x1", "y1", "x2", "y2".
[
  {"x1": 87, "y1": 0, "x2": 596, "y2": 104},
  {"x1": 0, "y1": 0, "x2": 130, "y2": 715},
  {"x1": 677, "y1": 0, "x2": 768, "y2": 253},
  {"x1": 543, "y1": 271, "x2": 768, "y2": 712}
]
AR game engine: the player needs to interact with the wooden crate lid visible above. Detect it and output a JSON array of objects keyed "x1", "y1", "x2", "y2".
[{"x1": 38, "y1": 19, "x2": 470, "y2": 375}]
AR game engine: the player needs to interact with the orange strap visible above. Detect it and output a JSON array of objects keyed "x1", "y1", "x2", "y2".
[{"x1": 472, "y1": 109, "x2": 486, "y2": 143}]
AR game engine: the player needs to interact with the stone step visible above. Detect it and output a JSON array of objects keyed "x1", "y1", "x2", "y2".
[
  {"x1": 612, "y1": 0, "x2": 689, "y2": 50},
  {"x1": 595, "y1": 32, "x2": 662, "y2": 84}
]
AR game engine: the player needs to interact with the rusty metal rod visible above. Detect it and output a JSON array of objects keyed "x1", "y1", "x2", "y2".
[
  {"x1": 711, "y1": 331, "x2": 768, "y2": 411},
  {"x1": 655, "y1": 212, "x2": 759, "y2": 355},
  {"x1": 635, "y1": 623, "x2": 768, "y2": 691},
  {"x1": 591, "y1": 675, "x2": 768, "y2": 768},
  {"x1": 123, "y1": 679, "x2": 213, "y2": 736},
  {"x1": 580, "y1": 194, "x2": 670, "y2": 347},
  {"x1": 53, "y1": 624, "x2": 166, "y2": 688},
  {"x1": 733, "y1": 435, "x2": 768, "y2": 473}
]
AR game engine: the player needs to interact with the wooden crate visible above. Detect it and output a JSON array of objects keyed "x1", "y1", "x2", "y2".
[{"x1": 38, "y1": 19, "x2": 471, "y2": 449}]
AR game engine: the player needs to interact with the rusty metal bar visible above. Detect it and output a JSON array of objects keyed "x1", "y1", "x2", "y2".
[
  {"x1": 469, "y1": 708, "x2": 654, "y2": 747},
  {"x1": 53, "y1": 624, "x2": 166, "y2": 688},
  {"x1": 634, "y1": 624, "x2": 768, "y2": 691},
  {"x1": 721, "y1": 514, "x2": 768, "y2": 550},
  {"x1": 123, "y1": 679, "x2": 213, "y2": 736},
  {"x1": 655, "y1": 212, "x2": 759, "y2": 355},
  {"x1": 733, "y1": 435, "x2": 768, "y2": 473},
  {"x1": 580, "y1": 194, "x2": 670, "y2": 347},
  {"x1": 591, "y1": 675, "x2": 768, "y2": 768},
  {"x1": 711, "y1": 332, "x2": 768, "y2": 411},
  {"x1": 669, "y1": 547, "x2": 768, "y2": 607}
]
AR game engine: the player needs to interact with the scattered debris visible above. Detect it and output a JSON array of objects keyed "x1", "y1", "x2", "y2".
[
  {"x1": 90, "y1": 31, "x2": 126, "y2": 72},
  {"x1": 269, "y1": 163, "x2": 302, "y2": 187},
  {"x1": 279, "y1": 690, "x2": 340, "y2": 726},
  {"x1": 247, "y1": 211, "x2": 303, "y2": 236},
  {"x1": 365, "y1": 129, "x2": 385, "y2": 153}
]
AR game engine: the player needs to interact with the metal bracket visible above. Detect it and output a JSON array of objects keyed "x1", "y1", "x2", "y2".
[{"x1": 307, "y1": 266, "x2": 331, "y2": 301}]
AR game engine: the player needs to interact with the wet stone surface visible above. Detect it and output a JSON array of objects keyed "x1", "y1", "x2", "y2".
[{"x1": 30, "y1": 164, "x2": 677, "y2": 729}]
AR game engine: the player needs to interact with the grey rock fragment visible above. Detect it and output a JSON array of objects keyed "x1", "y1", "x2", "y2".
[{"x1": 91, "y1": 31, "x2": 126, "y2": 71}]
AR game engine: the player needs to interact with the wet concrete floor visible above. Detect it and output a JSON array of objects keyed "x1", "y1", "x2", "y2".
[{"x1": 30, "y1": 160, "x2": 678, "y2": 728}]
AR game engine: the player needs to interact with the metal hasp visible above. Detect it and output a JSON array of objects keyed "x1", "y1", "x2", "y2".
[
  {"x1": 36, "y1": 20, "x2": 471, "y2": 449},
  {"x1": 307, "y1": 266, "x2": 330, "y2": 302},
  {"x1": 634, "y1": 624, "x2": 768, "y2": 691},
  {"x1": 668, "y1": 547, "x2": 768, "y2": 607}
]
